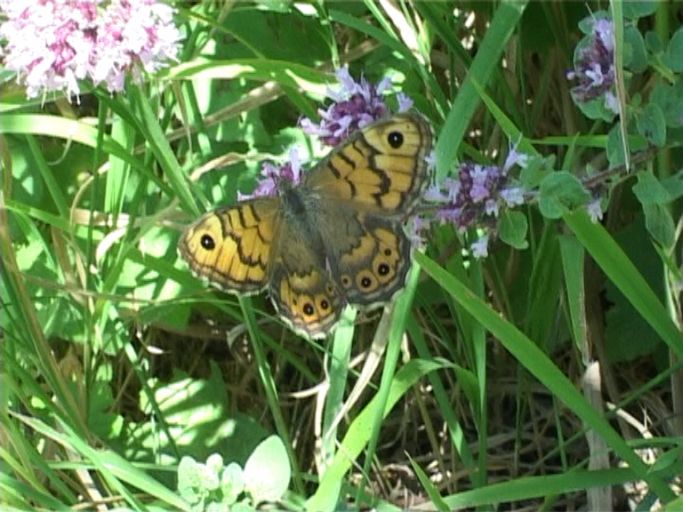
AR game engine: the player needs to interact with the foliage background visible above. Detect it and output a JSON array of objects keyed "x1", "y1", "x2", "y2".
[{"x1": 1, "y1": 1, "x2": 682, "y2": 510}]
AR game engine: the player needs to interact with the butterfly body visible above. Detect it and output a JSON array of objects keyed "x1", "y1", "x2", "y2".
[{"x1": 180, "y1": 112, "x2": 433, "y2": 339}]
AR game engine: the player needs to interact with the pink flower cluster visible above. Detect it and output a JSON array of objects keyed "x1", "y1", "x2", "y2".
[
  {"x1": 247, "y1": 69, "x2": 413, "y2": 201},
  {"x1": 566, "y1": 18, "x2": 618, "y2": 113},
  {"x1": 0, "y1": 0, "x2": 182, "y2": 99},
  {"x1": 238, "y1": 148, "x2": 303, "y2": 201},
  {"x1": 414, "y1": 149, "x2": 528, "y2": 258},
  {"x1": 300, "y1": 66, "x2": 412, "y2": 146}
]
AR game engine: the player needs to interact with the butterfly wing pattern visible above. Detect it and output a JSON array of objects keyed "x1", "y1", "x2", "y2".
[
  {"x1": 303, "y1": 112, "x2": 433, "y2": 216},
  {"x1": 179, "y1": 198, "x2": 281, "y2": 294},
  {"x1": 180, "y1": 112, "x2": 433, "y2": 339}
]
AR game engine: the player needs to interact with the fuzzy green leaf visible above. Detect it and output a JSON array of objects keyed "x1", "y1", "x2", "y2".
[
  {"x1": 499, "y1": 210, "x2": 529, "y2": 249},
  {"x1": 538, "y1": 172, "x2": 591, "y2": 219}
]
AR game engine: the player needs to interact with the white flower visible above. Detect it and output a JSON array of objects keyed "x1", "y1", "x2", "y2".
[
  {"x1": 604, "y1": 91, "x2": 620, "y2": 115},
  {"x1": 500, "y1": 187, "x2": 525, "y2": 207},
  {"x1": 471, "y1": 234, "x2": 489, "y2": 259},
  {"x1": 586, "y1": 198, "x2": 603, "y2": 223},
  {"x1": 503, "y1": 145, "x2": 530, "y2": 173}
]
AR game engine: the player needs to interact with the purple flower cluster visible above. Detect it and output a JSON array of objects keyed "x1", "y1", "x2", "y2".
[
  {"x1": 248, "y1": 69, "x2": 414, "y2": 200},
  {"x1": 417, "y1": 149, "x2": 528, "y2": 258},
  {"x1": 300, "y1": 66, "x2": 412, "y2": 146},
  {"x1": 426, "y1": 158, "x2": 525, "y2": 229},
  {"x1": 566, "y1": 18, "x2": 617, "y2": 112},
  {"x1": 238, "y1": 148, "x2": 303, "y2": 201},
  {"x1": 0, "y1": 0, "x2": 182, "y2": 99}
]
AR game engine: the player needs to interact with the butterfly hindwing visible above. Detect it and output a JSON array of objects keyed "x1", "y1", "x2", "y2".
[
  {"x1": 267, "y1": 216, "x2": 343, "y2": 339},
  {"x1": 179, "y1": 198, "x2": 280, "y2": 294},
  {"x1": 315, "y1": 207, "x2": 412, "y2": 306}
]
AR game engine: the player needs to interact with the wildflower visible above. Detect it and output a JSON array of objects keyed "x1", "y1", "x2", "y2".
[
  {"x1": 422, "y1": 148, "x2": 530, "y2": 258},
  {"x1": 604, "y1": 91, "x2": 620, "y2": 115},
  {"x1": 425, "y1": 150, "x2": 437, "y2": 172},
  {"x1": 485, "y1": 199, "x2": 499, "y2": 217},
  {"x1": 500, "y1": 187, "x2": 525, "y2": 207},
  {"x1": 471, "y1": 234, "x2": 490, "y2": 259},
  {"x1": 586, "y1": 197, "x2": 603, "y2": 223},
  {"x1": 407, "y1": 215, "x2": 432, "y2": 248},
  {"x1": 0, "y1": 0, "x2": 182, "y2": 100},
  {"x1": 503, "y1": 145, "x2": 529, "y2": 173},
  {"x1": 300, "y1": 66, "x2": 393, "y2": 146},
  {"x1": 566, "y1": 17, "x2": 615, "y2": 104},
  {"x1": 428, "y1": 162, "x2": 513, "y2": 231},
  {"x1": 396, "y1": 92, "x2": 413, "y2": 113},
  {"x1": 238, "y1": 148, "x2": 303, "y2": 201}
]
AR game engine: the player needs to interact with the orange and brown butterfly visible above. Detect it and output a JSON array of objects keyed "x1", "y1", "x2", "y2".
[{"x1": 179, "y1": 112, "x2": 433, "y2": 339}]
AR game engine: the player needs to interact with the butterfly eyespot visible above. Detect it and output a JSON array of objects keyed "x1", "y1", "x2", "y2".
[
  {"x1": 384, "y1": 248, "x2": 392, "y2": 256},
  {"x1": 319, "y1": 298, "x2": 329, "y2": 310},
  {"x1": 200, "y1": 234, "x2": 216, "y2": 250},
  {"x1": 360, "y1": 276, "x2": 373, "y2": 288},
  {"x1": 387, "y1": 131, "x2": 404, "y2": 149},
  {"x1": 341, "y1": 275, "x2": 351, "y2": 287},
  {"x1": 377, "y1": 263, "x2": 390, "y2": 276},
  {"x1": 303, "y1": 303, "x2": 315, "y2": 316}
]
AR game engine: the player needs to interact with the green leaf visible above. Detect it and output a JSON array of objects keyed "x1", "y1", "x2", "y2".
[
  {"x1": 603, "y1": 216, "x2": 664, "y2": 362},
  {"x1": 571, "y1": 93, "x2": 617, "y2": 122},
  {"x1": 221, "y1": 463, "x2": 245, "y2": 505},
  {"x1": 177, "y1": 456, "x2": 203, "y2": 504},
  {"x1": 622, "y1": 0, "x2": 659, "y2": 19},
  {"x1": 243, "y1": 435, "x2": 290, "y2": 504},
  {"x1": 538, "y1": 172, "x2": 591, "y2": 219},
  {"x1": 606, "y1": 124, "x2": 626, "y2": 167},
  {"x1": 499, "y1": 210, "x2": 529, "y2": 249},
  {"x1": 650, "y1": 79, "x2": 683, "y2": 128},
  {"x1": 632, "y1": 171, "x2": 671, "y2": 205},
  {"x1": 519, "y1": 154, "x2": 554, "y2": 189},
  {"x1": 624, "y1": 26, "x2": 648, "y2": 73},
  {"x1": 645, "y1": 31, "x2": 664, "y2": 54},
  {"x1": 636, "y1": 103, "x2": 666, "y2": 147},
  {"x1": 661, "y1": 170, "x2": 683, "y2": 201},
  {"x1": 643, "y1": 203, "x2": 675, "y2": 248},
  {"x1": 664, "y1": 27, "x2": 683, "y2": 72},
  {"x1": 578, "y1": 11, "x2": 608, "y2": 34}
]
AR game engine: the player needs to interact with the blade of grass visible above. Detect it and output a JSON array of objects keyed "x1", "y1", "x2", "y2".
[
  {"x1": 239, "y1": 295, "x2": 304, "y2": 494},
  {"x1": 438, "y1": 465, "x2": 681, "y2": 509},
  {"x1": 320, "y1": 308, "x2": 355, "y2": 472},
  {"x1": 407, "y1": 316, "x2": 476, "y2": 472},
  {"x1": 564, "y1": 210, "x2": 683, "y2": 360},
  {"x1": 0, "y1": 113, "x2": 171, "y2": 196},
  {"x1": 358, "y1": 264, "x2": 423, "y2": 501},
  {"x1": 435, "y1": 0, "x2": 528, "y2": 180},
  {"x1": 416, "y1": 251, "x2": 676, "y2": 502},
  {"x1": 308, "y1": 358, "x2": 448, "y2": 512},
  {"x1": 129, "y1": 85, "x2": 197, "y2": 216}
]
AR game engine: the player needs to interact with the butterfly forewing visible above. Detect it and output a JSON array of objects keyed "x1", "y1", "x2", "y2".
[
  {"x1": 179, "y1": 198, "x2": 281, "y2": 294},
  {"x1": 304, "y1": 112, "x2": 433, "y2": 217}
]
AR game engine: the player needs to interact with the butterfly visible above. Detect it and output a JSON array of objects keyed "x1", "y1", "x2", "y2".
[{"x1": 179, "y1": 112, "x2": 433, "y2": 339}]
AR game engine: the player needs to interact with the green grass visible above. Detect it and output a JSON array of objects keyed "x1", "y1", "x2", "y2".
[{"x1": 1, "y1": 1, "x2": 682, "y2": 510}]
